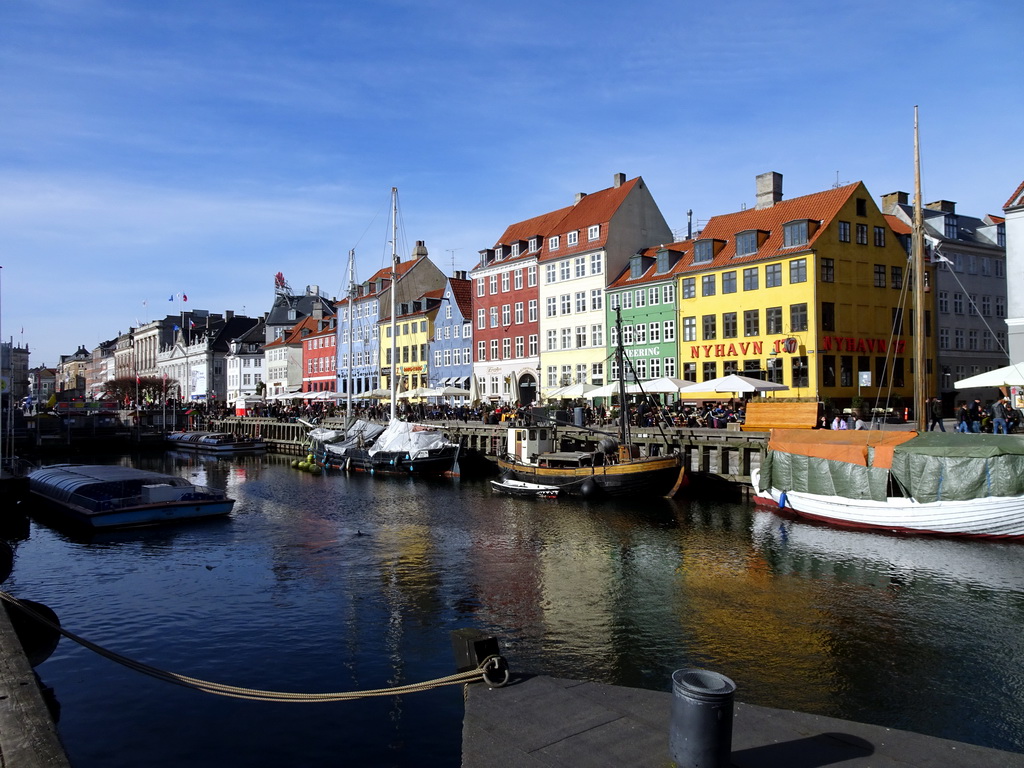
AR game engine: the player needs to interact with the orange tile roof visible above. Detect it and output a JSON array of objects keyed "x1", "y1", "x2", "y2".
[
  {"x1": 489, "y1": 177, "x2": 642, "y2": 265},
  {"x1": 607, "y1": 242, "x2": 693, "y2": 289},
  {"x1": 679, "y1": 183, "x2": 861, "y2": 272},
  {"x1": 448, "y1": 277, "x2": 473, "y2": 317},
  {"x1": 1004, "y1": 180, "x2": 1024, "y2": 210},
  {"x1": 884, "y1": 214, "x2": 912, "y2": 236}
]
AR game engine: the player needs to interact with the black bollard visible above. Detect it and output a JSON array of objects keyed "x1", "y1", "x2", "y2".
[{"x1": 669, "y1": 668, "x2": 736, "y2": 768}]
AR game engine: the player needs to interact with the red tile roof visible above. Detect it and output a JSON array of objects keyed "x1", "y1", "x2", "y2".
[
  {"x1": 884, "y1": 214, "x2": 912, "y2": 236},
  {"x1": 1004, "y1": 180, "x2": 1024, "y2": 210},
  {"x1": 679, "y1": 183, "x2": 862, "y2": 272},
  {"x1": 448, "y1": 277, "x2": 473, "y2": 318},
  {"x1": 607, "y1": 242, "x2": 693, "y2": 289},
  {"x1": 489, "y1": 177, "x2": 642, "y2": 266}
]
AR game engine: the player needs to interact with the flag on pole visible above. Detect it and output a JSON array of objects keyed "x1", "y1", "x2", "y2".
[
  {"x1": 182, "y1": 294, "x2": 188, "y2": 302},
  {"x1": 168, "y1": 295, "x2": 173, "y2": 301}
]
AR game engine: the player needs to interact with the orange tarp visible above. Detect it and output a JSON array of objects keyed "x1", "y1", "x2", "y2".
[{"x1": 767, "y1": 429, "x2": 918, "y2": 470}]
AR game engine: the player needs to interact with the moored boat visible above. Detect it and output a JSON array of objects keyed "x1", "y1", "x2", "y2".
[
  {"x1": 166, "y1": 431, "x2": 267, "y2": 454},
  {"x1": 496, "y1": 305, "x2": 686, "y2": 499},
  {"x1": 490, "y1": 478, "x2": 560, "y2": 498},
  {"x1": 752, "y1": 430, "x2": 1024, "y2": 539},
  {"x1": 28, "y1": 464, "x2": 235, "y2": 529},
  {"x1": 364, "y1": 420, "x2": 460, "y2": 475},
  {"x1": 496, "y1": 424, "x2": 684, "y2": 498}
]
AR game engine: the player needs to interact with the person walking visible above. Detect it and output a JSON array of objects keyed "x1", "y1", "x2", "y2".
[
  {"x1": 928, "y1": 397, "x2": 946, "y2": 432},
  {"x1": 991, "y1": 397, "x2": 1010, "y2": 435},
  {"x1": 970, "y1": 399, "x2": 984, "y2": 433},
  {"x1": 956, "y1": 401, "x2": 971, "y2": 433}
]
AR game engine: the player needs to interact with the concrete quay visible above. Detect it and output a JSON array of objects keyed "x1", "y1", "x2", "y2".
[
  {"x1": 462, "y1": 674, "x2": 1024, "y2": 768},
  {"x1": 0, "y1": 602, "x2": 70, "y2": 768}
]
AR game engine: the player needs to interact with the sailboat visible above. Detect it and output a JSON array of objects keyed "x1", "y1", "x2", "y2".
[
  {"x1": 311, "y1": 188, "x2": 460, "y2": 476},
  {"x1": 495, "y1": 308, "x2": 686, "y2": 499},
  {"x1": 751, "y1": 109, "x2": 1024, "y2": 539}
]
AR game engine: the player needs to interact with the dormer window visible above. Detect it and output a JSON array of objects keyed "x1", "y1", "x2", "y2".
[
  {"x1": 510, "y1": 243, "x2": 519, "y2": 257},
  {"x1": 944, "y1": 215, "x2": 958, "y2": 239},
  {"x1": 529, "y1": 237, "x2": 539, "y2": 252},
  {"x1": 783, "y1": 220, "x2": 814, "y2": 248},
  {"x1": 549, "y1": 235, "x2": 560, "y2": 250},
  {"x1": 588, "y1": 225, "x2": 600, "y2": 240},
  {"x1": 630, "y1": 255, "x2": 644, "y2": 279},
  {"x1": 735, "y1": 231, "x2": 759, "y2": 257},
  {"x1": 656, "y1": 251, "x2": 669, "y2": 274},
  {"x1": 693, "y1": 240, "x2": 714, "y2": 264},
  {"x1": 495, "y1": 245, "x2": 504, "y2": 260},
  {"x1": 567, "y1": 231, "x2": 579, "y2": 246}
]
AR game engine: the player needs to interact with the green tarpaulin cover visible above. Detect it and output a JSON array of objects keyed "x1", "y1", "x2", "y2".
[{"x1": 762, "y1": 432, "x2": 1024, "y2": 504}]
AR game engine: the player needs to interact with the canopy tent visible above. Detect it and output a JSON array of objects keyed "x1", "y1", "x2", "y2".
[
  {"x1": 398, "y1": 386, "x2": 435, "y2": 400},
  {"x1": 953, "y1": 363, "x2": 1024, "y2": 390},
  {"x1": 623, "y1": 376, "x2": 695, "y2": 394},
  {"x1": 679, "y1": 374, "x2": 789, "y2": 396},
  {"x1": 586, "y1": 383, "x2": 619, "y2": 399},
  {"x1": 550, "y1": 382, "x2": 600, "y2": 399},
  {"x1": 429, "y1": 386, "x2": 472, "y2": 397},
  {"x1": 364, "y1": 388, "x2": 392, "y2": 400}
]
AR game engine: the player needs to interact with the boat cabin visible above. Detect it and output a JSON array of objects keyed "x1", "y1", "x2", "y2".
[{"x1": 507, "y1": 427, "x2": 555, "y2": 464}]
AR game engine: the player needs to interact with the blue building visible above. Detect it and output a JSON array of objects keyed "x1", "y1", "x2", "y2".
[{"x1": 428, "y1": 271, "x2": 474, "y2": 392}]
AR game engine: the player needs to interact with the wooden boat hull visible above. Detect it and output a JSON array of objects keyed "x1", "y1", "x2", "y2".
[
  {"x1": 496, "y1": 455, "x2": 684, "y2": 499},
  {"x1": 751, "y1": 468, "x2": 1024, "y2": 539}
]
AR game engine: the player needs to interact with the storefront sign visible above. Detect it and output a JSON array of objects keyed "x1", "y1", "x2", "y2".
[
  {"x1": 820, "y1": 336, "x2": 906, "y2": 355},
  {"x1": 689, "y1": 342, "x2": 764, "y2": 359}
]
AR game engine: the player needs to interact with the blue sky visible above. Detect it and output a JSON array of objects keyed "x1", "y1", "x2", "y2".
[{"x1": 3, "y1": 0, "x2": 1022, "y2": 368}]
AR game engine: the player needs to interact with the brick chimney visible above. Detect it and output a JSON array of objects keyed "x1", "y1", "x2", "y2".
[
  {"x1": 881, "y1": 191, "x2": 909, "y2": 214},
  {"x1": 755, "y1": 172, "x2": 783, "y2": 209},
  {"x1": 411, "y1": 240, "x2": 428, "y2": 260},
  {"x1": 613, "y1": 172, "x2": 626, "y2": 188},
  {"x1": 925, "y1": 200, "x2": 957, "y2": 213}
]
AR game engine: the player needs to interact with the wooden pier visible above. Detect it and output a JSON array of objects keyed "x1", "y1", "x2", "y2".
[{"x1": 212, "y1": 417, "x2": 766, "y2": 486}]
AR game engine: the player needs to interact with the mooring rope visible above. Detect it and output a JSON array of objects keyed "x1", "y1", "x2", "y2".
[{"x1": 0, "y1": 590, "x2": 508, "y2": 701}]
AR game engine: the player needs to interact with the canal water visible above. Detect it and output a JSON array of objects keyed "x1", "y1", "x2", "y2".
[{"x1": 8, "y1": 451, "x2": 1024, "y2": 766}]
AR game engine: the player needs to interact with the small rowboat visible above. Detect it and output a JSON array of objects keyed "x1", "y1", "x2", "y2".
[{"x1": 490, "y1": 478, "x2": 560, "y2": 499}]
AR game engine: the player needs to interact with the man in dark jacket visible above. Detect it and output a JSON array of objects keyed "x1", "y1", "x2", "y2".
[
  {"x1": 928, "y1": 397, "x2": 945, "y2": 431},
  {"x1": 969, "y1": 399, "x2": 984, "y2": 433}
]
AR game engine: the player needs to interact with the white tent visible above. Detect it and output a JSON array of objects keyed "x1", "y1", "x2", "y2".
[
  {"x1": 678, "y1": 374, "x2": 789, "y2": 396},
  {"x1": 623, "y1": 376, "x2": 695, "y2": 394},
  {"x1": 954, "y1": 363, "x2": 1024, "y2": 390},
  {"x1": 550, "y1": 382, "x2": 600, "y2": 399}
]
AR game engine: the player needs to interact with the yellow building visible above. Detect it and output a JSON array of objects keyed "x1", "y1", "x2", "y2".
[
  {"x1": 378, "y1": 292, "x2": 442, "y2": 392},
  {"x1": 675, "y1": 173, "x2": 933, "y2": 409}
]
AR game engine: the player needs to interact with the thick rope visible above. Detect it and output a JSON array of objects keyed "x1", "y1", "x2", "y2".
[{"x1": 0, "y1": 591, "x2": 500, "y2": 702}]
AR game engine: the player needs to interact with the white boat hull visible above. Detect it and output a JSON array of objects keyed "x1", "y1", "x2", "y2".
[{"x1": 751, "y1": 468, "x2": 1024, "y2": 539}]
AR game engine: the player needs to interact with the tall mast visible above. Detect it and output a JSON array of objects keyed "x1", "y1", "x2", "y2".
[
  {"x1": 615, "y1": 306, "x2": 629, "y2": 448},
  {"x1": 389, "y1": 187, "x2": 399, "y2": 422},
  {"x1": 345, "y1": 248, "x2": 355, "y2": 419},
  {"x1": 913, "y1": 106, "x2": 927, "y2": 432}
]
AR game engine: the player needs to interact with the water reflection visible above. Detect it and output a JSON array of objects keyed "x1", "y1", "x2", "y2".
[{"x1": 6, "y1": 455, "x2": 1024, "y2": 766}]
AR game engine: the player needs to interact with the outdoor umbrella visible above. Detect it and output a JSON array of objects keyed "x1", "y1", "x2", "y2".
[
  {"x1": 432, "y1": 386, "x2": 471, "y2": 397},
  {"x1": 953, "y1": 363, "x2": 1024, "y2": 390},
  {"x1": 586, "y1": 383, "x2": 620, "y2": 398},
  {"x1": 678, "y1": 374, "x2": 789, "y2": 396},
  {"x1": 623, "y1": 376, "x2": 695, "y2": 394},
  {"x1": 552, "y1": 382, "x2": 600, "y2": 398},
  {"x1": 398, "y1": 386, "x2": 434, "y2": 400}
]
